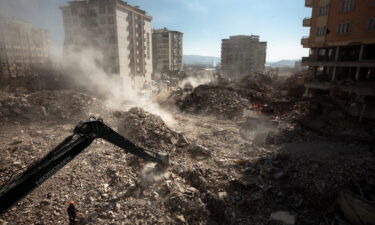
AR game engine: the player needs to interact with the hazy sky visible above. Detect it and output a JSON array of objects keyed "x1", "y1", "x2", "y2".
[{"x1": 0, "y1": 0, "x2": 311, "y2": 62}]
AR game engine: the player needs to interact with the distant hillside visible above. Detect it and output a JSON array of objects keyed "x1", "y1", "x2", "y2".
[
  {"x1": 183, "y1": 55, "x2": 221, "y2": 65},
  {"x1": 267, "y1": 59, "x2": 300, "y2": 67}
]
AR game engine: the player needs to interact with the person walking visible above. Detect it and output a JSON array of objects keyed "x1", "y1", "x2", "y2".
[{"x1": 67, "y1": 201, "x2": 76, "y2": 225}]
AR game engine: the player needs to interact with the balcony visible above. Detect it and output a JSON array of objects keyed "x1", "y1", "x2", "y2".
[
  {"x1": 303, "y1": 17, "x2": 312, "y2": 27},
  {"x1": 301, "y1": 36, "x2": 310, "y2": 48},
  {"x1": 301, "y1": 56, "x2": 311, "y2": 65},
  {"x1": 305, "y1": 0, "x2": 313, "y2": 7}
]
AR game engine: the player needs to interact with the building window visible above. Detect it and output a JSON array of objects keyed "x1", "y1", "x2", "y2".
[
  {"x1": 316, "y1": 26, "x2": 327, "y2": 36},
  {"x1": 109, "y1": 36, "x2": 116, "y2": 44},
  {"x1": 90, "y1": 8, "x2": 97, "y2": 17},
  {"x1": 341, "y1": 0, "x2": 355, "y2": 12},
  {"x1": 100, "y1": 17, "x2": 106, "y2": 24},
  {"x1": 63, "y1": 10, "x2": 70, "y2": 17},
  {"x1": 107, "y1": 6, "x2": 114, "y2": 14},
  {"x1": 319, "y1": 4, "x2": 329, "y2": 16},
  {"x1": 318, "y1": 49, "x2": 326, "y2": 56},
  {"x1": 99, "y1": 6, "x2": 105, "y2": 14},
  {"x1": 71, "y1": 8, "x2": 77, "y2": 15},
  {"x1": 107, "y1": 17, "x2": 114, "y2": 24},
  {"x1": 336, "y1": 22, "x2": 351, "y2": 34},
  {"x1": 369, "y1": 18, "x2": 375, "y2": 31},
  {"x1": 146, "y1": 33, "x2": 150, "y2": 59}
]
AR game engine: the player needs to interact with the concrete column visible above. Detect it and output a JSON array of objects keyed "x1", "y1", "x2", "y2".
[
  {"x1": 355, "y1": 44, "x2": 365, "y2": 80},
  {"x1": 332, "y1": 66, "x2": 337, "y2": 81},
  {"x1": 358, "y1": 44, "x2": 364, "y2": 60},
  {"x1": 334, "y1": 46, "x2": 340, "y2": 61}
]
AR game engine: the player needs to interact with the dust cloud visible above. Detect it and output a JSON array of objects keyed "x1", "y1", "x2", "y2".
[
  {"x1": 179, "y1": 70, "x2": 214, "y2": 88},
  {"x1": 59, "y1": 47, "x2": 175, "y2": 125}
]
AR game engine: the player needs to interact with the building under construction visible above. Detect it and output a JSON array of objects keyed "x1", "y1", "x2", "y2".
[
  {"x1": 60, "y1": 0, "x2": 153, "y2": 88},
  {"x1": 0, "y1": 17, "x2": 50, "y2": 79},
  {"x1": 301, "y1": 0, "x2": 375, "y2": 119}
]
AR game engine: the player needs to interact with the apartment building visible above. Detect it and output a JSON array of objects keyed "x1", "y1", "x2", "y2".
[
  {"x1": 301, "y1": 0, "x2": 375, "y2": 118},
  {"x1": 221, "y1": 35, "x2": 267, "y2": 78},
  {"x1": 0, "y1": 17, "x2": 50, "y2": 78},
  {"x1": 60, "y1": 0, "x2": 153, "y2": 88},
  {"x1": 152, "y1": 28, "x2": 183, "y2": 75}
]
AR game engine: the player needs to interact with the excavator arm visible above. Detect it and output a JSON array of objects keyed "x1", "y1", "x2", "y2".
[{"x1": 0, "y1": 118, "x2": 169, "y2": 215}]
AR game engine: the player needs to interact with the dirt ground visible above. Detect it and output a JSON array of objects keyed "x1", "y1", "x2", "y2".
[{"x1": 0, "y1": 89, "x2": 374, "y2": 225}]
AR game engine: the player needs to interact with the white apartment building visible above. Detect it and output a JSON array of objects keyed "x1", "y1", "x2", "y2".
[
  {"x1": 0, "y1": 17, "x2": 50, "y2": 78},
  {"x1": 60, "y1": 0, "x2": 153, "y2": 88}
]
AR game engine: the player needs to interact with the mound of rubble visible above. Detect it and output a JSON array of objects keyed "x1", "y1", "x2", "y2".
[
  {"x1": 0, "y1": 90, "x2": 110, "y2": 123},
  {"x1": 296, "y1": 97, "x2": 374, "y2": 142},
  {"x1": 178, "y1": 85, "x2": 249, "y2": 119},
  {"x1": 117, "y1": 107, "x2": 189, "y2": 153}
]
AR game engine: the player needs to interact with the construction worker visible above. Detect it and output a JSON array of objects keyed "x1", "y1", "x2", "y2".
[{"x1": 67, "y1": 201, "x2": 76, "y2": 225}]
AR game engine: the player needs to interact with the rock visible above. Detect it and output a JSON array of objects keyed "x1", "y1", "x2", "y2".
[
  {"x1": 176, "y1": 215, "x2": 186, "y2": 222},
  {"x1": 39, "y1": 199, "x2": 52, "y2": 207},
  {"x1": 270, "y1": 211, "x2": 296, "y2": 225},
  {"x1": 218, "y1": 192, "x2": 228, "y2": 200},
  {"x1": 189, "y1": 144, "x2": 212, "y2": 159}
]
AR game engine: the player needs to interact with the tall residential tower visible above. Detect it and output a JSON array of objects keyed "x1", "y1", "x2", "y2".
[
  {"x1": 60, "y1": 0, "x2": 153, "y2": 87},
  {"x1": 0, "y1": 17, "x2": 50, "y2": 78},
  {"x1": 221, "y1": 35, "x2": 267, "y2": 78},
  {"x1": 152, "y1": 28, "x2": 183, "y2": 75}
]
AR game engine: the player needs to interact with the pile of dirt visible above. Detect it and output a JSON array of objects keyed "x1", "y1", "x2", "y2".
[
  {"x1": 117, "y1": 107, "x2": 189, "y2": 153},
  {"x1": 178, "y1": 85, "x2": 249, "y2": 119},
  {"x1": 0, "y1": 90, "x2": 110, "y2": 123}
]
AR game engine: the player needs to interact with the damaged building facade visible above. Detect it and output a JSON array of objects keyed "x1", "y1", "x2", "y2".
[
  {"x1": 301, "y1": 0, "x2": 375, "y2": 119},
  {"x1": 0, "y1": 17, "x2": 50, "y2": 79},
  {"x1": 152, "y1": 28, "x2": 183, "y2": 76},
  {"x1": 221, "y1": 35, "x2": 267, "y2": 78},
  {"x1": 60, "y1": 0, "x2": 153, "y2": 88}
]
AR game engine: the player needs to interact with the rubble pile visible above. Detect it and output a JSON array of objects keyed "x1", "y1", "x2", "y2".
[
  {"x1": 1, "y1": 87, "x2": 374, "y2": 225},
  {"x1": 229, "y1": 149, "x2": 375, "y2": 224},
  {"x1": 296, "y1": 97, "x2": 374, "y2": 141},
  {"x1": 117, "y1": 107, "x2": 189, "y2": 153},
  {"x1": 175, "y1": 74, "x2": 279, "y2": 118},
  {"x1": 178, "y1": 85, "x2": 249, "y2": 119},
  {"x1": 0, "y1": 90, "x2": 110, "y2": 123}
]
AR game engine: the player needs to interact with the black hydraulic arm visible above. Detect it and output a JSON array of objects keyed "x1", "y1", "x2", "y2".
[{"x1": 0, "y1": 118, "x2": 168, "y2": 215}]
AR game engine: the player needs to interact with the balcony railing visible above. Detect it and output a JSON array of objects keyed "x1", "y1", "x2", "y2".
[
  {"x1": 301, "y1": 37, "x2": 310, "y2": 47},
  {"x1": 305, "y1": 0, "x2": 313, "y2": 7},
  {"x1": 303, "y1": 17, "x2": 312, "y2": 27}
]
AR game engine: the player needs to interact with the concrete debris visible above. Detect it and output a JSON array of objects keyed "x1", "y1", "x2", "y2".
[
  {"x1": 0, "y1": 90, "x2": 110, "y2": 123},
  {"x1": 0, "y1": 85, "x2": 374, "y2": 225},
  {"x1": 270, "y1": 211, "x2": 296, "y2": 225},
  {"x1": 178, "y1": 85, "x2": 249, "y2": 119},
  {"x1": 329, "y1": 192, "x2": 375, "y2": 225},
  {"x1": 118, "y1": 107, "x2": 188, "y2": 153}
]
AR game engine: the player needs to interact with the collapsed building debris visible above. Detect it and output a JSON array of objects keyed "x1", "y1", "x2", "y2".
[
  {"x1": 0, "y1": 77, "x2": 374, "y2": 225},
  {"x1": 0, "y1": 90, "x2": 110, "y2": 123},
  {"x1": 118, "y1": 107, "x2": 189, "y2": 153},
  {"x1": 178, "y1": 85, "x2": 249, "y2": 119}
]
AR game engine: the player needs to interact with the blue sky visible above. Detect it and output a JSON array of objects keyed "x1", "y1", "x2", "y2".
[{"x1": 0, "y1": 0, "x2": 311, "y2": 62}]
